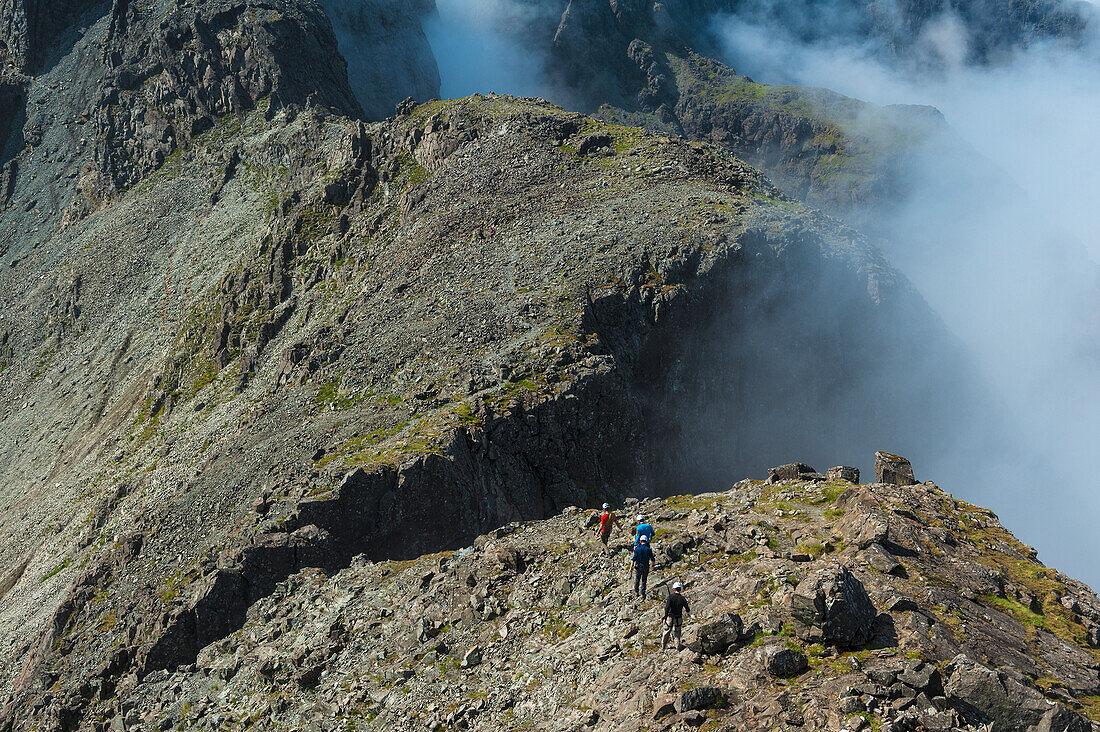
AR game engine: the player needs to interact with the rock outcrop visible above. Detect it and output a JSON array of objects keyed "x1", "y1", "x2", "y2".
[
  {"x1": 91, "y1": 0, "x2": 362, "y2": 197},
  {"x1": 828, "y1": 465, "x2": 860, "y2": 483},
  {"x1": 788, "y1": 564, "x2": 878, "y2": 647},
  {"x1": 876, "y1": 451, "x2": 918, "y2": 485},
  {"x1": 768, "y1": 462, "x2": 822, "y2": 484}
]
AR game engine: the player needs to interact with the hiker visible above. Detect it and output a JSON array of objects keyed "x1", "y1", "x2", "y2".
[
  {"x1": 633, "y1": 515, "x2": 654, "y2": 546},
  {"x1": 595, "y1": 502, "x2": 623, "y2": 554},
  {"x1": 630, "y1": 535, "x2": 656, "y2": 598},
  {"x1": 661, "y1": 581, "x2": 690, "y2": 650}
]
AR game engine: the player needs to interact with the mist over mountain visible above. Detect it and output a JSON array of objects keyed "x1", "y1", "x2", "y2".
[
  {"x1": 713, "y1": 3, "x2": 1100, "y2": 581},
  {"x1": 318, "y1": 0, "x2": 439, "y2": 119}
]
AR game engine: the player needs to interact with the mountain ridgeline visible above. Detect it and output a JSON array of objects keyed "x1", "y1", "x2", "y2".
[{"x1": 0, "y1": 0, "x2": 1096, "y2": 731}]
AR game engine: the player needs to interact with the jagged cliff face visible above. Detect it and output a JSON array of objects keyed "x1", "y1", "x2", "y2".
[{"x1": 0, "y1": 0, "x2": 363, "y2": 243}]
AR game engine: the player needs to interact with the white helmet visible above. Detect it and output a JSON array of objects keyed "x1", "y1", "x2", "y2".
[
  {"x1": 637, "y1": 514, "x2": 645, "y2": 522},
  {"x1": 602, "y1": 503, "x2": 610, "y2": 510},
  {"x1": 673, "y1": 581, "x2": 682, "y2": 590},
  {"x1": 639, "y1": 535, "x2": 649, "y2": 544}
]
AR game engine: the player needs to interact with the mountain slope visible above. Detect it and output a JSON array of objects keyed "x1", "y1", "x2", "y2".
[{"x1": 0, "y1": 86, "x2": 983, "y2": 729}]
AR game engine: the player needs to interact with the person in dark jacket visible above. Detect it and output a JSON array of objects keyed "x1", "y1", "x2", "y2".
[
  {"x1": 630, "y1": 534, "x2": 655, "y2": 598},
  {"x1": 662, "y1": 581, "x2": 690, "y2": 650}
]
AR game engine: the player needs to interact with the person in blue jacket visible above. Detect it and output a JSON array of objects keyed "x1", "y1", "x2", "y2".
[
  {"x1": 633, "y1": 515, "x2": 654, "y2": 546},
  {"x1": 630, "y1": 534, "x2": 656, "y2": 598}
]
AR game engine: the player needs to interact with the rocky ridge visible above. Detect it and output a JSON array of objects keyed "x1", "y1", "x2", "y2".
[
  {"x1": 0, "y1": 90, "x2": 974, "y2": 730},
  {"x1": 594, "y1": 49, "x2": 972, "y2": 228},
  {"x1": 39, "y1": 455, "x2": 1100, "y2": 731}
]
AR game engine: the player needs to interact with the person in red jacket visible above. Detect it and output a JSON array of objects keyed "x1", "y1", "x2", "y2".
[{"x1": 595, "y1": 502, "x2": 623, "y2": 555}]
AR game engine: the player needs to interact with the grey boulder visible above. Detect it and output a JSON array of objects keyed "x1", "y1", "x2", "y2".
[
  {"x1": 757, "y1": 644, "x2": 808, "y2": 677},
  {"x1": 788, "y1": 564, "x2": 877, "y2": 647},
  {"x1": 678, "y1": 686, "x2": 725, "y2": 712},
  {"x1": 696, "y1": 613, "x2": 745, "y2": 655},
  {"x1": 875, "y1": 452, "x2": 917, "y2": 485},
  {"x1": 827, "y1": 466, "x2": 860, "y2": 483}
]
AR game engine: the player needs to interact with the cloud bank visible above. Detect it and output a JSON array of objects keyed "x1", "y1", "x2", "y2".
[{"x1": 717, "y1": 7, "x2": 1100, "y2": 583}]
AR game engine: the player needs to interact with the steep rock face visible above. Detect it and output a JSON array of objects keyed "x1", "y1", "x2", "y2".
[
  {"x1": 89, "y1": 0, "x2": 361, "y2": 199},
  {"x1": 0, "y1": 73, "x2": 23, "y2": 165},
  {"x1": 320, "y1": 0, "x2": 441, "y2": 120},
  {"x1": 0, "y1": 0, "x2": 463, "y2": 241},
  {"x1": 0, "y1": 0, "x2": 104, "y2": 72}
]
